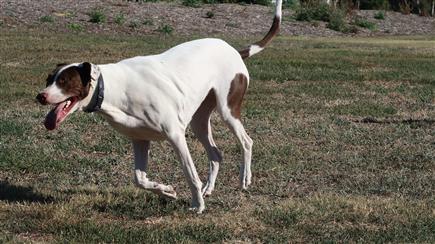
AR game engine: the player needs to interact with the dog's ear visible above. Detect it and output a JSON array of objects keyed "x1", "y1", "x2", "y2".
[{"x1": 79, "y1": 62, "x2": 92, "y2": 87}]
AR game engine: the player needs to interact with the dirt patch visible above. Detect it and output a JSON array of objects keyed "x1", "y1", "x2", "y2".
[{"x1": 1, "y1": 0, "x2": 434, "y2": 37}]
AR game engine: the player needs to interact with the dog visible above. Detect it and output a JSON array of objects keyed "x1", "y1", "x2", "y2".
[{"x1": 36, "y1": 1, "x2": 282, "y2": 213}]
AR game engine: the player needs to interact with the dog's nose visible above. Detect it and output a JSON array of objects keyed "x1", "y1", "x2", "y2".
[{"x1": 36, "y1": 93, "x2": 48, "y2": 105}]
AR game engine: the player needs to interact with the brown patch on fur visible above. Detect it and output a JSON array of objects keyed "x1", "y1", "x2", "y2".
[
  {"x1": 192, "y1": 89, "x2": 217, "y2": 129},
  {"x1": 46, "y1": 64, "x2": 67, "y2": 86},
  {"x1": 54, "y1": 66, "x2": 91, "y2": 99},
  {"x1": 227, "y1": 73, "x2": 248, "y2": 119},
  {"x1": 198, "y1": 90, "x2": 217, "y2": 116},
  {"x1": 239, "y1": 49, "x2": 250, "y2": 60}
]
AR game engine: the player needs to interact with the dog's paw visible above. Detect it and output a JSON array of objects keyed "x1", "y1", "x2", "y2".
[
  {"x1": 201, "y1": 183, "x2": 214, "y2": 197},
  {"x1": 160, "y1": 186, "x2": 177, "y2": 200},
  {"x1": 188, "y1": 206, "x2": 205, "y2": 214}
]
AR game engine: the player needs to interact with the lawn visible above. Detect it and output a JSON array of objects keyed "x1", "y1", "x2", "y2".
[{"x1": 0, "y1": 29, "x2": 434, "y2": 242}]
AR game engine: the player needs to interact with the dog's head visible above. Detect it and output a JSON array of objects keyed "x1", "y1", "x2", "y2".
[{"x1": 36, "y1": 62, "x2": 94, "y2": 130}]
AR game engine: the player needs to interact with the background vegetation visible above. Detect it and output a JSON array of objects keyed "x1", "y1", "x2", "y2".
[{"x1": 0, "y1": 29, "x2": 434, "y2": 242}]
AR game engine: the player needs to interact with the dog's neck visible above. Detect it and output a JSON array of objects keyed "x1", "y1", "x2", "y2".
[{"x1": 82, "y1": 64, "x2": 104, "y2": 113}]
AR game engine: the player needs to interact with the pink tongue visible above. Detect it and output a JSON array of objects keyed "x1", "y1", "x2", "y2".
[{"x1": 44, "y1": 102, "x2": 67, "y2": 130}]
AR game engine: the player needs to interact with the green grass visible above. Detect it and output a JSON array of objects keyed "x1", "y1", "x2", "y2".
[{"x1": 0, "y1": 29, "x2": 434, "y2": 242}]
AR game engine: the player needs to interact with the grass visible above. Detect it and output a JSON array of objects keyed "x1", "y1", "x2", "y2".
[{"x1": 0, "y1": 29, "x2": 434, "y2": 242}]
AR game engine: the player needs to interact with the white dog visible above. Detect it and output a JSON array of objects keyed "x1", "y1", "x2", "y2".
[{"x1": 37, "y1": 0, "x2": 282, "y2": 213}]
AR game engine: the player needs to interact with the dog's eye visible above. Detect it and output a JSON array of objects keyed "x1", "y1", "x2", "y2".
[{"x1": 57, "y1": 78, "x2": 65, "y2": 85}]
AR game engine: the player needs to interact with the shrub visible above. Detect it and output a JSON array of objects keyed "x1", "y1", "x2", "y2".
[
  {"x1": 114, "y1": 13, "x2": 126, "y2": 25},
  {"x1": 182, "y1": 0, "x2": 201, "y2": 7},
  {"x1": 40, "y1": 15, "x2": 54, "y2": 23},
  {"x1": 359, "y1": 0, "x2": 389, "y2": 10},
  {"x1": 296, "y1": 3, "x2": 332, "y2": 22},
  {"x1": 310, "y1": 3, "x2": 331, "y2": 21},
  {"x1": 295, "y1": 8, "x2": 312, "y2": 21},
  {"x1": 157, "y1": 24, "x2": 174, "y2": 35},
  {"x1": 206, "y1": 11, "x2": 215, "y2": 18},
  {"x1": 67, "y1": 23, "x2": 84, "y2": 31},
  {"x1": 284, "y1": 0, "x2": 300, "y2": 9},
  {"x1": 354, "y1": 17, "x2": 377, "y2": 30},
  {"x1": 399, "y1": 0, "x2": 412, "y2": 14},
  {"x1": 374, "y1": 11, "x2": 385, "y2": 19},
  {"x1": 327, "y1": 10, "x2": 347, "y2": 32},
  {"x1": 251, "y1": 0, "x2": 271, "y2": 6},
  {"x1": 129, "y1": 20, "x2": 140, "y2": 29},
  {"x1": 143, "y1": 19, "x2": 153, "y2": 25},
  {"x1": 89, "y1": 9, "x2": 106, "y2": 23}
]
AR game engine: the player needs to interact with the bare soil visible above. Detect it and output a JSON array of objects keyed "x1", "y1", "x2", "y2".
[{"x1": 1, "y1": 0, "x2": 435, "y2": 37}]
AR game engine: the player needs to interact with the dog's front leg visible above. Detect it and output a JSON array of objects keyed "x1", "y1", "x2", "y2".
[
  {"x1": 168, "y1": 132, "x2": 205, "y2": 213},
  {"x1": 133, "y1": 140, "x2": 177, "y2": 199}
]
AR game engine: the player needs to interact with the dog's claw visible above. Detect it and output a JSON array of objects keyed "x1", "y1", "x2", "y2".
[
  {"x1": 161, "y1": 190, "x2": 177, "y2": 199},
  {"x1": 156, "y1": 185, "x2": 177, "y2": 199}
]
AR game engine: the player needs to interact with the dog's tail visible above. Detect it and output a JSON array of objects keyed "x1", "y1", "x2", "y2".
[{"x1": 238, "y1": 0, "x2": 282, "y2": 59}]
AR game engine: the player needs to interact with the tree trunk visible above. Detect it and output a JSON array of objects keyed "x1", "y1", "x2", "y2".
[{"x1": 432, "y1": 0, "x2": 434, "y2": 16}]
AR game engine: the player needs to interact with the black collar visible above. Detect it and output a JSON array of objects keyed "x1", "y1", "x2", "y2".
[{"x1": 84, "y1": 73, "x2": 104, "y2": 113}]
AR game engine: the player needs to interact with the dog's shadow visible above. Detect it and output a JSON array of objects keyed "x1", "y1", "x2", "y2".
[
  {"x1": 0, "y1": 180, "x2": 55, "y2": 203},
  {"x1": 0, "y1": 180, "x2": 190, "y2": 217}
]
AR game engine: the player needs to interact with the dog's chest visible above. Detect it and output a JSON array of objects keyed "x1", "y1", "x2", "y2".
[{"x1": 101, "y1": 110, "x2": 166, "y2": 141}]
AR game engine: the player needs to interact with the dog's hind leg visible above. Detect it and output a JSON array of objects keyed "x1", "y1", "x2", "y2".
[
  {"x1": 218, "y1": 73, "x2": 253, "y2": 190},
  {"x1": 191, "y1": 90, "x2": 222, "y2": 197},
  {"x1": 221, "y1": 115, "x2": 253, "y2": 190},
  {"x1": 133, "y1": 140, "x2": 177, "y2": 199}
]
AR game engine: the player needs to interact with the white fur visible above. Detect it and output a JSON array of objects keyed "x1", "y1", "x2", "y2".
[
  {"x1": 76, "y1": 38, "x2": 252, "y2": 213},
  {"x1": 43, "y1": 83, "x2": 68, "y2": 104},
  {"x1": 248, "y1": 44, "x2": 264, "y2": 57}
]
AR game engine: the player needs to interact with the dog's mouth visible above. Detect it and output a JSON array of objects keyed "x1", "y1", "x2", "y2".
[{"x1": 44, "y1": 96, "x2": 79, "y2": 130}]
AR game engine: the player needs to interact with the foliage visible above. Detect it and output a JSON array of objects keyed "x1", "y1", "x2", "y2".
[
  {"x1": 390, "y1": 0, "x2": 434, "y2": 16},
  {"x1": 296, "y1": 2, "x2": 331, "y2": 21},
  {"x1": 89, "y1": 9, "x2": 106, "y2": 23},
  {"x1": 374, "y1": 10, "x2": 385, "y2": 19},
  {"x1": 283, "y1": 0, "x2": 300, "y2": 9},
  {"x1": 295, "y1": 2, "x2": 351, "y2": 33},
  {"x1": 67, "y1": 23, "x2": 84, "y2": 31},
  {"x1": 353, "y1": 17, "x2": 377, "y2": 30},
  {"x1": 157, "y1": 24, "x2": 174, "y2": 34},
  {"x1": 182, "y1": 0, "x2": 202, "y2": 7},
  {"x1": 129, "y1": 20, "x2": 140, "y2": 28},
  {"x1": 206, "y1": 11, "x2": 215, "y2": 18},
  {"x1": 359, "y1": 0, "x2": 389, "y2": 10},
  {"x1": 114, "y1": 13, "x2": 126, "y2": 25},
  {"x1": 40, "y1": 15, "x2": 54, "y2": 23},
  {"x1": 143, "y1": 19, "x2": 154, "y2": 25},
  {"x1": 327, "y1": 10, "x2": 348, "y2": 32}
]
